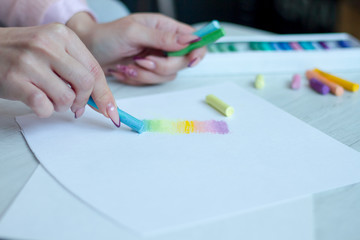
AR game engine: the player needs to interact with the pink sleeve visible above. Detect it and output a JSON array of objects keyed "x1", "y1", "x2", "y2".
[{"x1": 0, "y1": 0, "x2": 95, "y2": 27}]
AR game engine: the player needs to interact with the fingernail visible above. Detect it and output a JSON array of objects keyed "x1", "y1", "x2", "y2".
[
  {"x1": 187, "y1": 37, "x2": 201, "y2": 44},
  {"x1": 134, "y1": 59, "x2": 156, "y2": 70},
  {"x1": 178, "y1": 35, "x2": 201, "y2": 45},
  {"x1": 127, "y1": 68, "x2": 138, "y2": 77},
  {"x1": 188, "y1": 58, "x2": 199, "y2": 68},
  {"x1": 107, "y1": 103, "x2": 120, "y2": 128},
  {"x1": 116, "y1": 65, "x2": 138, "y2": 77},
  {"x1": 75, "y1": 107, "x2": 85, "y2": 119}
]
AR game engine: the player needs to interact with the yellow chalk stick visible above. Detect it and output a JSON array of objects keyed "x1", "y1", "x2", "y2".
[
  {"x1": 314, "y1": 69, "x2": 359, "y2": 92},
  {"x1": 255, "y1": 74, "x2": 265, "y2": 89},
  {"x1": 205, "y1": 94, "x2": 234, "y2": 117}
]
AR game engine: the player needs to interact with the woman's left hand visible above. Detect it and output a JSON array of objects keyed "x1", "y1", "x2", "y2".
[{"x1": 67, "y1": 13, "x2": 207, "y2": 85}]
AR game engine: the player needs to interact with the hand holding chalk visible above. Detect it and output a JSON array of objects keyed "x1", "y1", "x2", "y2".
[
  {"x1": 67, "y1": 13, "x2": 207, "y2": 85},
  {"x1": 0, "y1": 24, "x2": 119, "y2": 126},
  {"x1": 167, "y1": 22, "x2": 226, "y2": 57}
]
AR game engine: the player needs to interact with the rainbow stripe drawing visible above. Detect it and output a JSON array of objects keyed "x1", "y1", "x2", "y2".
[{"x1": 142, "y1": 119, "x2": 229, "y2": 134}]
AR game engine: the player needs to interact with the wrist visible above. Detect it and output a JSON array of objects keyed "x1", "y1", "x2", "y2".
[{"x1": 66, "y1": 12, "x2": 97, "y2": 48}]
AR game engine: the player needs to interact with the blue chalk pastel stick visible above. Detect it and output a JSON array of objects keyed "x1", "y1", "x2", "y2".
[
  {"x1": 299, "y1": 42, "x2": 315, "y2": 50},
  {"x1": 338, "y1": 40, "x2": 351, "y2": 48},
  {"x1": 269, "y1": 42, "x2": 280, "y2": 51},
  {"x1": 278, "y1": 42, "x2": 292, "y2": 50},
  {"x1": 194, "y1": 20, "x2": 221, "y2": 37}
]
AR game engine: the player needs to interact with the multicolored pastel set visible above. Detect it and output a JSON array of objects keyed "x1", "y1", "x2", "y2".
[
  {"x1": 208, "y1": 39, "x2": 356, "y2": 53},
  {"x1": 182, "y1": 33, "x2": 360, "y2": 76}
]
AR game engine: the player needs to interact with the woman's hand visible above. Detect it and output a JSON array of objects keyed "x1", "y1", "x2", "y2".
[
  {"x1": 0, "y1": 24, "x2": 119, "y2": 125},
  {"x1": 67, "y1": 13, "x2": 207, "y2": 85}
]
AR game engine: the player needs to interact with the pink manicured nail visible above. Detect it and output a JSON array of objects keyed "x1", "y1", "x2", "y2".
[
  {"x1": 188, "y1": 58, "x2": 199, "y2": 68},
  {"x1": 116, "y1": 65, "x2": 138, "y2": 77},
  {"x1": 127, "y1": 68, "x2": 138, "y2": 77},
  {"x1": 107, "y1": 103, "x2": 120, "y2": 128},
  {"x1": 74, "y1": 107, "x2": 85, "y2": 119},
  {"x1": 135, "y1": 59, "x2": 156, "y2": 70}
]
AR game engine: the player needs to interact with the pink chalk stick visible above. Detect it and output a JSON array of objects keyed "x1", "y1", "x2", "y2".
[{"x1": 291, "y1": 74, "x2": 302, "y2": 90}]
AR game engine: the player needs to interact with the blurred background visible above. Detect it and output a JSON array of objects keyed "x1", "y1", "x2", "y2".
[{"x1": 120, "y1": 0, "x2": 360, "y2": 38}]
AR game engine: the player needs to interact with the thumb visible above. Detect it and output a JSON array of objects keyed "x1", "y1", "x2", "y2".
[{"x1": 134, "y1": 25, "x2": 200, "y2": 52}]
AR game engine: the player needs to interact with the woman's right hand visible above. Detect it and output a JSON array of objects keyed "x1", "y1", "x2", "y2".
[{"x1": 0, "y1": 23, "x2": 119, "y2": 126}]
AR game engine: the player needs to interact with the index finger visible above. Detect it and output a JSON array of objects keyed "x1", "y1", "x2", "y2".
[{"x1": 64, "y1": 30, "x2": 120, "y2": 126}]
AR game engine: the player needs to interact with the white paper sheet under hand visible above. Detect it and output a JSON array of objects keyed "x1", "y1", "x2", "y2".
[{"x1": 16, "y1": 83, "x2": 360, "y2": 235}]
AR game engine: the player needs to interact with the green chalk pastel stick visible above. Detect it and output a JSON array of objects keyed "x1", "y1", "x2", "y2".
[{"x1": 167, "y1": 28, "x2": 226, "y2": 57}]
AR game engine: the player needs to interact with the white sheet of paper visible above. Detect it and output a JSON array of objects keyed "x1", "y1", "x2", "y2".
[{"x1": 16, "y1": 83, "x2": 360, "y2": 235}]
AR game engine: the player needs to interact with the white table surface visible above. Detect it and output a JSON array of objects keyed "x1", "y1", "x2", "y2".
[{"x1": 1, "y1": 1, "x2": 360, "y2": 239}]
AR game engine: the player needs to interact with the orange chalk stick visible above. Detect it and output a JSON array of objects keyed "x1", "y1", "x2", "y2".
[{"x1": 305, "y1": 70, "x2": 344, "y2": 96}]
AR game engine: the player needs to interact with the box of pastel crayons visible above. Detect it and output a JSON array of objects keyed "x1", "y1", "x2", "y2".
[{"x1": 182, "y1": 33, "x2": 360, "y2": 76}]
